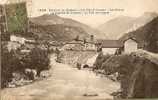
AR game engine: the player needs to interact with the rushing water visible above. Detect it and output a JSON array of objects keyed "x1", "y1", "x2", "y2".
[{"x1": 1, "y1": 54, "x2": 120, "y2": 100}]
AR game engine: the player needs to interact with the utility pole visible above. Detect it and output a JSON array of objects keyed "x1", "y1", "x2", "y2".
[{"x1": 27, "y1": 0, "x2": 33, "y2": 32}]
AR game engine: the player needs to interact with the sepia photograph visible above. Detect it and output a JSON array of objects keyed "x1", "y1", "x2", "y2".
[{"x1": 0, "y1": 0, "x2": 158, "y2": 100}]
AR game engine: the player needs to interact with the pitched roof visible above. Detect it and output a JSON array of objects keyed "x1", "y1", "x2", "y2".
[
  {"x1": 120, "y1": 36, "x2": 143, "y2": 48},
  {"x1": 97, "y1": 40, "x2": 123, "y2": 48},
  {"x1": 65, "y1": 40, "x2": 84, "y2": 45},
  {"x1": 50, "y1": 42, "x2": 62, "y2": 46},
  {"x1": 122, "y1": 36, "x2": 139, "y2": 43},
  {"x1": 85, "y1": 41, "x2": 95, "y2": 44}
]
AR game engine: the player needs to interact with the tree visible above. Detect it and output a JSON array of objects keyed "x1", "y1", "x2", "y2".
[
  {"x1": 145, "y1": 30, "x2": 158, "y2": 53},
  {"x1": 74, "y1": 35, "x2": 79, "y2": 41},
  {"x1": 27, "y1": 47, "x2": 50, "y2": 76},
  {"x1": 83, "y1": 38, "x2": 87, "y2": 44}
]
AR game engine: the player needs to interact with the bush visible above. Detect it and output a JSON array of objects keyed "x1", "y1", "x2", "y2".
[
  {"x1": 93, "y1": 52, "x2": 111, "y2": 70},
  {"x1": 1, "y1": 43, "x2": 50, "y2": 88},
  {"x1": 1, "y1": 49, "x2": 13, "y2": 88},
  {"x1": 1, "y1": 43, "x2": 24, "y2": 88},
  {"x1": 100, "y1": 54, "x2": 158, "y2": 98},
  {"x1": 26, "y1": 47, "x2": 50, "y2": 76}
]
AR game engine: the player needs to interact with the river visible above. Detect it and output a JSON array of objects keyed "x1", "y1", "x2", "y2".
[{"x1": 1, "y1": 54, "x2": 120, "y2": 100}]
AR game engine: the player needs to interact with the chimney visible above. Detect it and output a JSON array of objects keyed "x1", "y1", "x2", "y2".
[{"x1": 90, "y1": 35, "x2": 94, "y2": 42}]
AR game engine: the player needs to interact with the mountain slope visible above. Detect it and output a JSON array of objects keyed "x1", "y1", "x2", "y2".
[
  {"x1": 29, "y1": 22, "x2": 89, "y2": 41},
  {"x1": 120, "y1": 17, "x2": 158, "y2": 53},
  {"x1": 30, "y1": 14, "x2": 106, "y2": 39},
  {"x1": 98, "y1": 12, "x2": 158, "y2": 39}
]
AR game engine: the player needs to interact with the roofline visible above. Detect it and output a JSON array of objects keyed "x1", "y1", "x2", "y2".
[
  {"x1": 65, "y1": 42, "x2": 83, "y2": 44},
  {"x1": 102, "y1": 46, "x2": 123, "y2": 48},
  {"x1": 85, "y1": 41, "x2": 95, "y2": 44},
  {"x1": 123, "y1": 37, "x2": 139, "y2": 43},
  {"x1": 65, "y1": 42, "x2": 85, "y2": 46},
  {"x1": 96, "y1": 39, "x2": 121, "y2": 41}
]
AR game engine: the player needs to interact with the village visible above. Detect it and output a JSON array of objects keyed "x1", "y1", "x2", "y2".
[{"x1": 1, "y1": 0, "x2": 158, "y2": 100}]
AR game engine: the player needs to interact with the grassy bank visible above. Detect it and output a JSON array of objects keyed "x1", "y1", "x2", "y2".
[{"x1": 93, "y1": 51, "x2": 158, "y2": 98}]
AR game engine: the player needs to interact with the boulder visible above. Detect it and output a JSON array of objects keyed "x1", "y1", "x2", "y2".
[{"x1": 40, "y1": 70, "x2": 50, "y2": 78}]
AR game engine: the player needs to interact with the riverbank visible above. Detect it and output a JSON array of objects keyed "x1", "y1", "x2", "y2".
[
  {"x1": 1, "y1": 41, "x2": 51, "y2": 88},
  {"x1": 1, "y1": 55, "x2": 120, "y2": 100},
  {"x1": 93, "y1": 50, "x2": 158, "y2": 98}
]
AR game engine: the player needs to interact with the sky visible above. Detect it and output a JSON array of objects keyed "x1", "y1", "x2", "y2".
[{"x1": 1, "y1": 0, "x2": 158, "y2": 27}]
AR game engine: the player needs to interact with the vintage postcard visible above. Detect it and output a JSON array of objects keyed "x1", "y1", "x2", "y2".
[{"x1": 0, "y1": 0, "x2": 158, "y2": 100}]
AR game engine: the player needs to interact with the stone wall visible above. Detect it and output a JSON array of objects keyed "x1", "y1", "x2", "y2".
[{"x1": 59, "y1": 50, "x2": 96, "y2": 67}]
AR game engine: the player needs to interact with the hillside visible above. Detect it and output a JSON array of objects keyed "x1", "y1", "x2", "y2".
[
  {"x1": 120, "y1": 17, "x2": 158, "y2": 53},
  {"x1": 98, "y1": 12, "x2": 158, "y2": 39},
  {"x1": 29, "y1": 22, "x2": 89, "y2": 41},
  {"x1": 29, "y1": 14, "x2": 105, "y2": 40},
  {"x1": 94, "y1": 50, "x2": 158, "y2": 98}
]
